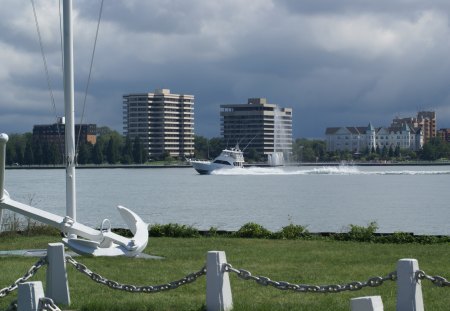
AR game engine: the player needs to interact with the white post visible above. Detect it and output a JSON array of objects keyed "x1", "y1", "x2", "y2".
[
  {"x1": 396, "y1": 259, "x2": 424, "y2": 311},
  {"x1": 46, "y1": 243, "x2": 70, "y2": 305},
  {"x1": 206, "y1": 251, "x2": 233, "y2": 311},
  {"x1": 351, "y1": 296, "x2": 384, "y2": 311},
  {"x1": 0, "y1": 133, "x2": 9, "y2": 233},
  {"x1": 17, "y1": 281, "x2": 45, "y2": 311}
]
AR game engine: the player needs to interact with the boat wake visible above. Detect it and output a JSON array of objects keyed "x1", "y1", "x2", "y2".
[{"x1": 211, "y1": 166, "x2": 450, "y2": 176}]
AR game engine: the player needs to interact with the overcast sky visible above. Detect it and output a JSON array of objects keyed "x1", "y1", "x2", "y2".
[{"x1": 1, "y1": 0, "x2": 450, "y2": 139}]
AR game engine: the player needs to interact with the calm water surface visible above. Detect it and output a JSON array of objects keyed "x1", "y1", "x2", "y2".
[{"x1": 3, "y1": 166, "x2": 450, "y2": 235}]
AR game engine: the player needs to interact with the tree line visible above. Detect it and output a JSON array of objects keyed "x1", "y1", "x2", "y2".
[
  {"x1": 292, "y1": 137, "x2": 450, "y2": 162},
  {"x1": 5, "y1": 131, "x2": 450, "y2": 166},
  {"x1": 5, "y1": 127, "x2": 148, "y2": 165}
]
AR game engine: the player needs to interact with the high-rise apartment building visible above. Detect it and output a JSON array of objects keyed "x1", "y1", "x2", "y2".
[
  {"x1": 123, "y1": 89, "x2": 194, "y2": 159},
  {"x1": 220, "y1": 98, "x2": 293, "y2": 158}
]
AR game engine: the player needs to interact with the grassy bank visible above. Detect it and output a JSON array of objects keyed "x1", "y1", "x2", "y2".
[{"x1": 0, "y1": 234, "x2": 449, "y2": 311}]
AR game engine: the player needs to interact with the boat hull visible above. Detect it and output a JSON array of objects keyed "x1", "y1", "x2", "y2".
[{"x1": 190, "y1": 160, "x2": 233, "y2": 175}]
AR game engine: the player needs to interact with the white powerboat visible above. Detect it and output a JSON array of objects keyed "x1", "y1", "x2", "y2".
[{"x1": 190, "y1": 146, "x2": 245, "y2": 175}]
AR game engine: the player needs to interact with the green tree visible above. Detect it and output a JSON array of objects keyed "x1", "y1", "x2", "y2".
[
  {"x1": 24, "y1": 139, "x2": 34, "y2": 165},
  {"x1": 5, "y1": 140, "x2": 15, "y2": 165},
  {"x1": 394, "y1": 145, "x2": 401, "y2": 157},
  {"x1": 92, "y1": 142, "x2": 103, "y2": 164},
  {"x1": 420, "y1": 138, "x2": 450, "y2": 160},
  {"x1": 381, "y1": 146, "x2": 387, "y2": 160},
  {"x1": 388, "y1": 145, "x2": 394, "y2": 157},
  {"x1": 5, "y1": 133, "x2": 27, "y2": 165},
  {"x1": 121, "y1": 136, "x2": 133, "y2": 164},
  {"x1": 208, "y1": 137, "x2": 225, "y2": 158},
  {"x1": 194, "y1": 135, "x2": 209, "y2": 159},
  {"x1": 106, "y1": 137, "x2": 119, "y2": 164},
  {"x1": 246, "y1": 148, "x2": 262, "y2": 162},
  {"x1": 97, "y1": 129, "x2": 123, "y2": 164},
  {"x1": 32, "y1": 139, "x2": 43, "y2": 165},
  {"x1": 47, "y1": 143, "x2": 61, "y2": 164},
  {"x1": 293, "y1": 138, "x2": 326, "y2": 162},
  {"x1": 132, "y1": 136, "x2": 146, "y2": 164},
  {"x1": 77, "y1": 143, "x2": 93, "y2": 164}
]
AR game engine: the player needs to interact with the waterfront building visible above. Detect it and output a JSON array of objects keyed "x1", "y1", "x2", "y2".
[
  {"x1": 325, "y1": 123, "x2": 423, "y2": 153},
  {"x1": 391, "y1": 111, "x2": 436, "y2": 144},
  {"x1": 33, "y1": 117, "x2": 97, "y2": 147},
  {"x1": 123, "y1": 89, "x2": 194, "y2": 159},
  {"x1": 220, "y1": 98, "x2": 292, "y2": 158},
  {"x1": 438, "y1": 128, "x2": 450, "y2": 143}
]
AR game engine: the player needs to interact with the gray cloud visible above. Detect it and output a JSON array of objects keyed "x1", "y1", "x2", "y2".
[{"x1": 1, "y1": 0, "x2": 450, "y2": 139}]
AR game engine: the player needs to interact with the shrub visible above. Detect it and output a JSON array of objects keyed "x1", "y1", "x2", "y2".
[
  {"x1": 149, "y1": 223, "x2": 199, "y2": 238},
  {"x1": 235, "y1": 222, "x2": 271, "y2": 238},
  {"x1": 346, "y1": 221, "x2": 378, "y2": 242},
  {"x1": 277, "y1": 224, "x2": 309, "y2": 239},
  {"x1": 389, "y1": 232, "x2": 415, "y2": 244},
  {"x1": 208, "y1": 226, "x2": 218, "y2": 237}
]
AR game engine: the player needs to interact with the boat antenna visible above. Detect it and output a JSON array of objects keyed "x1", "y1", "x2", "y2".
[{"x1": 243, "y1": 135, "x2": 257, "y2": 152}]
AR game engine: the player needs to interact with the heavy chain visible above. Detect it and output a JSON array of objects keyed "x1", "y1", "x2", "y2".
[
  {"x1": 5, "y1": 297, "x2": 61, "y2": 311},
  {"x1": 225, "y1": 263, "x2": 397, "y2": 293},
  {"x1": 65, "y1": 255, "x2": 206, "y2": 293},
  {"x1": 38, "y1": 297, "x2": 62, "y2": 311},
  {"x1": 0, "y1": 257, "x2": 47, "y2": 298},
  {"x1": 416, "y1": 270, "x2": 450, "y2": 287}
]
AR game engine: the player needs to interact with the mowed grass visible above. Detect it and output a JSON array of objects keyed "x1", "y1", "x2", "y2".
[{"x1": 0, "y1": 235, "x2": 449, "y2": 310}]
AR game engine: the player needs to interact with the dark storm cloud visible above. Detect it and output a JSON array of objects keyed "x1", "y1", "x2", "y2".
[
  {"x1": 278, "y1": 0, "x2": 450, "y2": 16},
  {"x1": 90, "y1": 0, "x2": 206, "y2": 35},
  {"x1": 2, "y1": 0, "x2": 450, "y2": 138}
]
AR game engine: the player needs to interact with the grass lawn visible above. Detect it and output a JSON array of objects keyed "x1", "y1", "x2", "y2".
[{"x1": 0, "y1": 235, "x2": 449, "y2": 310}]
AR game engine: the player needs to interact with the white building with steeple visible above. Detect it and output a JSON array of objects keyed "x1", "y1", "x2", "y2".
[{"x1": 325, "y1": 122, "x2": 423, "y2": 153}]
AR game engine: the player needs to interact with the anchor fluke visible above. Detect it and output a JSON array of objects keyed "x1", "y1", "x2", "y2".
[{"x1": 62, "y1": 205, "x2": 149, "y2": 257}]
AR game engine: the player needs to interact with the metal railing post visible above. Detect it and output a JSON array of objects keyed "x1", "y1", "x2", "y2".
[
  {"x1": 17, "y1": 281, "x2": 45, "y2": 311},
  {"x1": 206, "y1": 251, "x2": 233, "y2": 311},
  {"x1": 396, "y1": 259, "x2": 424, "y2": 311},
  {"x1": 46, "y1": 243, "x2": 71, "y2": 305},
  {"x1": 0, "y1": 133, "x2": 9, "y2": 233},
  {"x1": 351, "y1": 296, "x2": 384, "y2": 311}
]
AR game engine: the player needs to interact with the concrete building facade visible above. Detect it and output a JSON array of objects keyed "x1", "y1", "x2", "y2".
[
  {"x1": 123, "y1": 89, "x2": 194, "y2": 159},
  {"x1": 33, "y1": 117, "x2": 97, "y2": 147},
  {"x1": 220, "y1": 98, "x2": 293, "y2": 158}
]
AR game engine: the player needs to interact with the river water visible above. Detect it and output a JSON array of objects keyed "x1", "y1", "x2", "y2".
[{"x1": 2, "y1": 165, "x2": 450, "y2": 235}]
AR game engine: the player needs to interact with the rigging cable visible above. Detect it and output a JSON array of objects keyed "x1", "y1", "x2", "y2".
[
  {"x1": 30, "y1": 0, "x2": 64, "y2": 158},
  {"x1": 76, "y1": 0, "x2": 104, "y2": 157}
]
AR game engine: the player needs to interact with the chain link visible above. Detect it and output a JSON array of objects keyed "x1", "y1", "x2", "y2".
[
  {"x1": 224, "y1": 263, "x2": 397, "y2": 293},
  {"x1": 38, "y1": 297, "x2": 62, "y2": 311},
  {"x1": 2, "y1": 253, "x2": 448, "y2": 309},
  {"x1": 0, "y1": 257, "x2": 47, "y2": 298},
  {"x1": 416, "y1": 270, "x2": 450, "y2": 287},
  {"x1": 65, "y1": 255, "x2": 206, "y2": 293}
]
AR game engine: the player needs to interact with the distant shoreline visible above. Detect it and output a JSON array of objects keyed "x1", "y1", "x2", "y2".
[{"x1": 5, "y1": 161, "x2": 450, "y2": 169}]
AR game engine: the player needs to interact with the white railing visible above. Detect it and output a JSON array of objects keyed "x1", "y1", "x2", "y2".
[{"x1": 1, "y1": 243, "x2": 448, "y2": 311}]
